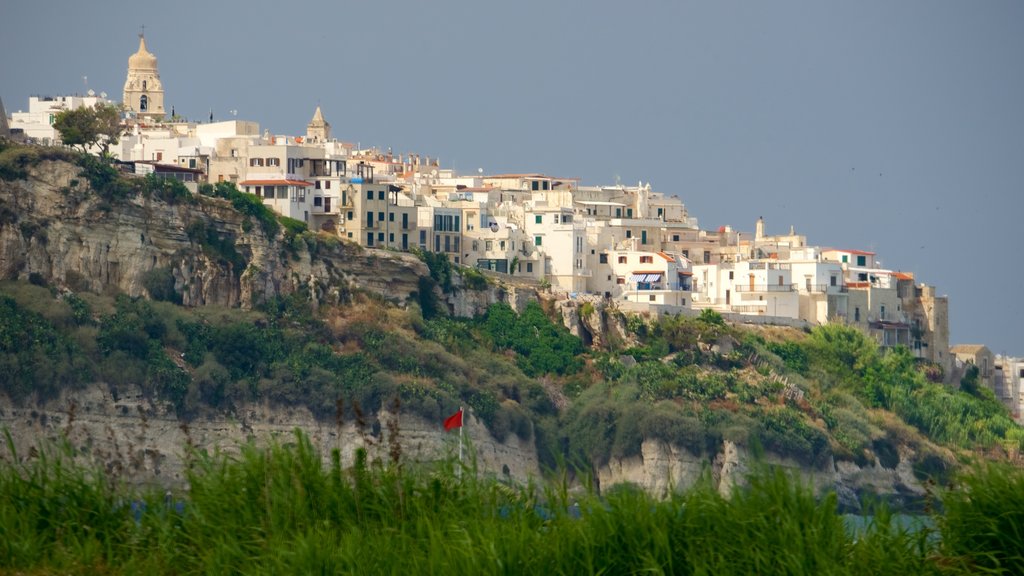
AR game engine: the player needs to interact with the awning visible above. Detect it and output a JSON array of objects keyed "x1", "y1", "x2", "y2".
[{"x1": 629, "y1": 273, "x2": 663, "y2": 283}]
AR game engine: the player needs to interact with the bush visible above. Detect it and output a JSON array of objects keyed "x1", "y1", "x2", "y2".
[{"x1": 142, "y1": 266, "x2": 181, "y2": 304}]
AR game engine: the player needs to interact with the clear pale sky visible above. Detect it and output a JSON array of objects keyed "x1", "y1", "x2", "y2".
[{"x1": 3, "y1": 1, "x2": 1022, "y2": 355}]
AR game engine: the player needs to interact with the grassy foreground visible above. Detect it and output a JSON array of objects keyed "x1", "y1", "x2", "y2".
[{"x1": 0, "y1": 431, "x2": 1021, "y2": 576}]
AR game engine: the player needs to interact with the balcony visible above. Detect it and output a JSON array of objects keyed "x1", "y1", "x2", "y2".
[
  {"x1": 733, "y1": 284, "x2": 796, "y2": 293},
  {"x1": 805, "y1": 284, "x2": 849, "y2": 293}
]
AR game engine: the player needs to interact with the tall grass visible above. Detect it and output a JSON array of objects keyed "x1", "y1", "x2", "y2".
[{"x1": 1, "y1": 428, "x2": 1021, "y2": 575}]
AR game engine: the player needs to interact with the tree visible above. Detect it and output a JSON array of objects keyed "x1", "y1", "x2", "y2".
[{"x1": 53, "y1": 103, "x2": 123, "y2": 156}]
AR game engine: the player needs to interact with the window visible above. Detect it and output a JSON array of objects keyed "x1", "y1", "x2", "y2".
[
  {"x1": 378, "y1": 190, "x2": 385, "y2": 200},
  {"x1": 389, "y1": 233, "x2": 394, "y2": 243},
  {"x1": 250, "y1": 158, "x2": 264, "y2": 167},
  {"x1": 500, "y1": 240, "x2": 506, "y2": 251},
  {"x1": 672, "y1": 234, "x2": 680, "y2": 242},
  {"x1": 366, "y1": 212, "x2": 373, "y2": 226},
  {"x1": 278, "y1": 187, "x2": 288, "y2": 199},
  {"x1": 378, "y1": 212, "x2": 384, "y2": 222},
  {"x1": 830, "y1": 275, "x2": 837, "y2": 286},
  {"x1": 627, "y1": 208, "x2": 633, "y2": 218},
  {"x1": 324, "y1": 180, "x2": 330, "y2": 189},
  {"x1": 378, "y1": 233, "x2": 384, "y2": 242},
  {"x1": 472, "y1": 241, "x2": 479, "y2": 251},
  {"x1": 347, "y1": 211, "x2": 353, "y2": 220},
  {"x1": 857, "y1": 255, "x2": 866, "y2": 266},
  {"x1": 367, "y1": 232, "x2": 374, "y2": 246},
  {"x1": 389, "y1": 212, "x2": 395, "y2": 222},
  {"x1": 535, "y1": 215, "x2": 542, "y2": 224},
  {"x1": 640, "y1": 256, "x2": 653, "y2": 264},
  {"x1": 854, "y1": 307, "x2": 860, "y2": 322},
  {"x1": 140, "y1": 94, "x2": 148, "y2": 111},
  {"x1": 682, "y1": 250, "x2": 689, "y2": 258},
  {"x1": 526, "y1": 263, "x2": 533, "y2": 273},
  {"x1": 649, "y1": 295, "x2": 656, "y2": 302},
  {"x1": 616, "y1": 277, "x2": 625, "y2": 284},
  {"x1": 543, "y1": 181, "x2": 549, "y2": 190},
  {"x1": 842, "y1": 255, "x2": 848, "y2": 263},
  {"x1": 641, "y1": 230, "x2": 647, "y2": 245},
  {"x1": 703, "y1": 251, "x2": 710, "y2": 264},
  {"x1": 314, "y1": 197, "x2": 323, "y2": 207},
  {"x1": 262, "y1": 187, "x2": 274, "y2": 199},
  {"x1": 142, "y1": 80, "x2": 147, "y2": 91},
  {"x1": 626, "y1": 230, "x2": 632, "y2": 239},
  {"x1": 402, "y1": 213, "x2": 408, "y2": 229},
  {"x1": 618, "y1": 256, "x2": 627, "y2": 264},
  {"x1": 367, "y1": 190, "x2": 373, "y2": 199},
  {"x1": 485, "y1": 240, "x2": 493, "y2": 251},
  {"x1": 615, "y1": 208, "x2": 622, "y2": 217},
  {"x1": 534, "y1": 236, "x2": 542, "y2": 246},
  {"x1": 880, "y1": 305, "x2": 886, "y2": 319},
  {"x1": 599, "y1": 254, "x2": 608, "y2": 264},
  {"x1": 268, "y1": 158, "x2": 280, "y2": 167},
  {"x1": 315, "y1": 181, "x2": 321, "y2": 189},
  {"x1": 531, "y1": 181, "x2": 539, "y2": 191},
  {"x1": 658, "y1": 208, "x2": 664, "y2": 217},
  {"x1": 858, "y1": 273, "x2": 868, "y2": 281},
  {"x1": 728, "y1": 271, "x2": 734, "y2": 280}
]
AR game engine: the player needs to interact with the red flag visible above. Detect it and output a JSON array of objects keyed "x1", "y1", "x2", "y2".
[{"x1": 443, "y1": 408, "x2": 463, "y2": 431}]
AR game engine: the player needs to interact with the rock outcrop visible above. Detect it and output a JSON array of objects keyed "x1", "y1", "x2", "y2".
[
  {"x1": 0, "y1": 384, "x2": 540, "y2": 487},
  {"x1": 0, "y1": 159, "x2": 429, "y2": 308},
  {"x1": 598, "y1": 438, "x2": 928, "y2": 512}
]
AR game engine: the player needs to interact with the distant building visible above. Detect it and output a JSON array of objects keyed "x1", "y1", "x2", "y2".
[
  {"x1": 994, "y1": 355, "x2": 1024, "y2": 422},
  {"x1": 8, "y1": 93, "x2": 112, "y2": 144},
  {"x1": 951, "y1": 344, "x2": 996, "y2": 390},
  {"x1": 123, "y1": 34, "x2": 165, "y2": 122}
]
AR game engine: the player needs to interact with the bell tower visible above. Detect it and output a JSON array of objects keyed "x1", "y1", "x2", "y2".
[{"x1": 123, "y1": 33, "x2": 165, "y2": 121}]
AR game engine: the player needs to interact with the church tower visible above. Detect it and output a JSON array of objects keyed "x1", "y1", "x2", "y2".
[
  {"x1": 305, "y1": 106, "x2": 331, "y2": 143},
  {"x1": 123, "y1": 34, "x2": 165, "y2": 121}
]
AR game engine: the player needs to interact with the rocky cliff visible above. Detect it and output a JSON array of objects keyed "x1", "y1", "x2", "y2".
[
  {"x1": 0, "y1": 384, "x2": 540, "y2": 487},
  {"x1": 597, "y1": 439, "x2": 928, "y2": 512},
  {"x1": 0, "y1": 159, "x2": 429, "y2": 308}
]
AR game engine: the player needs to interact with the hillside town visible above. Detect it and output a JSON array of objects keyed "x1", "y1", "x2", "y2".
[{"x1": 2, "y1": 34, "x2": 1021, "y2": 423}]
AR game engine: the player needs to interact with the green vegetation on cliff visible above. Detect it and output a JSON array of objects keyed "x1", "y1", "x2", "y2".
[{"x1": 1, "y1": 142, "x2": 1021, "y2": 485}]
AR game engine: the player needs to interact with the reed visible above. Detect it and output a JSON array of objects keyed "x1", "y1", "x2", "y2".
[{"x1": 1, "y1": 428, "x2": 1020, "y2": 575}]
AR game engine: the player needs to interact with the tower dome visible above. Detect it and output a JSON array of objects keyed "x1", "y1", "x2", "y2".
[{"x1": 128, "y1": 35, "x2": 158, "y2": 70}]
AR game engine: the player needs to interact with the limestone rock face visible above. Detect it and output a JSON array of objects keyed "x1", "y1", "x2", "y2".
[
  {"x1": 446, "y1": 279, "x2": 538, "y2": 317},
  {"x1": 0, "y1": 385, "x2": 540, "y2": 488},
  {"x1": 597, "y1": 441, "x2": 707, "y2": 497},
  {"x1": 0, "y1": 160, "x2": 429, "y2": 307},
  {"x1": 600, "y1": 438, "x2": 928, "y2": 511}
]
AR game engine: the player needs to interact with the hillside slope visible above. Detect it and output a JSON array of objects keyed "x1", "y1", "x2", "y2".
[{"x1": 1, "y1": 142, "x2": 1020, "y2": 511}]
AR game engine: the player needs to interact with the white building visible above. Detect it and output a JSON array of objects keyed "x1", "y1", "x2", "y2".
[
  {"x1": 995, "y1": 355, "x2": 1024, "y2": 423},
  {"x1": 9, "y1": 93, "x2": 113, "y2": 144}
]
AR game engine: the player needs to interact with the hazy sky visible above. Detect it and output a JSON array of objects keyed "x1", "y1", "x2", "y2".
[{"x1": 3, "y1": 1, "x2": 1022, "y2": 355}]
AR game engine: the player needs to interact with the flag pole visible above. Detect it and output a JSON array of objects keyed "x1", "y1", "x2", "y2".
[{"x1": 458, "y1": 406, "x2": 464, "y2": 467}]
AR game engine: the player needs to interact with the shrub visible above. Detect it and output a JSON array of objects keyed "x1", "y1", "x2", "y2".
[{"x1": 141, "y1": 266, "x2": 181, "y2": 304}]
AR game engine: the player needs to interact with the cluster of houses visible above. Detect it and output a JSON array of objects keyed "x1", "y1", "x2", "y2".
[{"x1": 3, "y1": 35, "x2": 1020, "y2": 423}]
